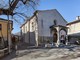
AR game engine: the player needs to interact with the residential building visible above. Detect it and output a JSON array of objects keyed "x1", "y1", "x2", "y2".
[
  {"x1": 20, "y1": 9, "x2": 68, "y2": 46},
  {"x1": 67, "y1": 16, "x2": 80, "y2": 44},
  {"x1": 0, "y1": 18, "x2": 13, "y2": 57}
]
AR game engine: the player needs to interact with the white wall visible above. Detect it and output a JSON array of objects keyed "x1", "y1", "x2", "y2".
[
  {"x1": 21, "y1": 9, "x2": 68, "y2": 45},
  {"x1": 21, "y1": 15, "x2": 38, "y2": 45},
  {"x1": 29, "y1": 16, "x2": 37, "y2": 45},
  {"x1": 37, "y1": 9, "x2": 67, "y2": 37},
  {"x1": 24, "y1": 21, "x2": 29, "y2": 43},
  {"x1": 67, "y1": 22, "x2": 80, "y2": 35}
]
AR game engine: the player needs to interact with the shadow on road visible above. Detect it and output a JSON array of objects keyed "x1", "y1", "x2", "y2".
[
  {"x1": 1, "y1": 41, "x2": 80, "y2": 60},
  {"x1": 1, "y1": 50, "x2": 17, "y2": 60}
]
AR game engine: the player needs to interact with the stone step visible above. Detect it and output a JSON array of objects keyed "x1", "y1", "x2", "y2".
[{"x1": 0, "y1": 48, "x2": 9, "y2": 58}]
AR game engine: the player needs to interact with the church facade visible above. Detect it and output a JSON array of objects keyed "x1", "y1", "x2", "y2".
[{"x1": 20, "y1": 9, "x2": 68, "y2": 47}]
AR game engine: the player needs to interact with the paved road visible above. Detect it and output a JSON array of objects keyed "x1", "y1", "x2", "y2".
[
  {"x1": 1, "y1": 51, "x2": 17, "y2": 60},
  {"x1": 1, "y1": 41, "x2": 28, "y2": 60},
  {"x1": 1, "y1": 41, "x2": 80, "y2": 60}
]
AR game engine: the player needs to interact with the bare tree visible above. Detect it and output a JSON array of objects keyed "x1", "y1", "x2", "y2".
[
  {"x1": 0, "y1": 0, "x2": 39, "y2": 23},
  {"x1": 0, "y1": 0, "x2": 39, "y2": 52}
]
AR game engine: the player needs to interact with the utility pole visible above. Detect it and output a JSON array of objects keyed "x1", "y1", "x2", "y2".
[
  {"x1": 7, "y1": 0, "x2": 19, "y2": 53},
  {"x1": 7, "y1": 0, "x2": 11, "y2": 53}
]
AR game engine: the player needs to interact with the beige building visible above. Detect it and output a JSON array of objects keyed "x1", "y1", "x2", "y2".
[
  {"x1": 67, "y1": 16, "x2": 80, "y2": 44},
  {"x1": 0, "y1": 18, "x2": 13, "y2": 54}
]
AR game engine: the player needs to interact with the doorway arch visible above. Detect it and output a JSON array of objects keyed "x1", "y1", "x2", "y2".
[
  {"x1": 59, "y1": 28, "x2": 67, "y2": 44},
  {"x1": 53, "y1": 28, "x2": 57, "y2": 43}
]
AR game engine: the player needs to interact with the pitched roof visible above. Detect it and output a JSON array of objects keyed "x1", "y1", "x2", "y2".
[
  {"x1": 67, "y1": 20, "x2": 80, "y2": 25},
  {"x1": 20, "y1": 15, "x2": 35, "y2": 28},
  {"x1": 0, "y1": 18, "x2": 13, "y2": 23},
  {"x1": 20, "y1": 9, "x2": 68, "y2": 28}
]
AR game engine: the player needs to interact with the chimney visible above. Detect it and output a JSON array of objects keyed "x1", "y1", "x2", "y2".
[{"x1": 76, "y1": 16, "x2": 80, "y2": 20}]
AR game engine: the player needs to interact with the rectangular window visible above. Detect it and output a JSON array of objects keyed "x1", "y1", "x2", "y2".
[
  {"x1": 26, "y1": 26, "x2": 27, "y2": 32},
  {"x1": 41, "y1": 20, "x2": 43, "y2": 28},
  {"x1": 0, "y1": 24, "x2": 2, "y2": 30},
  {"x1": 32, "y1": 22, "x2": 34, "y2": 30}
]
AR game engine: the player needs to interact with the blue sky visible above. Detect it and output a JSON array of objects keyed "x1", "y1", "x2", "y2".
[
  {"x1": 1, "y1": 0, "x2": 80, "y2": 34},
  {"x1": 37, "y1": 0, "x2": 80, "y2": 22}
]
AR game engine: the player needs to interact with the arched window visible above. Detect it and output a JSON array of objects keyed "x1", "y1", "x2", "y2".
[{"x1": 54, "y1": 20, "x2": 57, "y2": 25}]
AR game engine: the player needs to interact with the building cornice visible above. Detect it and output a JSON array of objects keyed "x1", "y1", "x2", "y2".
[{"x1": 67, "y1": 20, "x2": 80, "y2": 25}]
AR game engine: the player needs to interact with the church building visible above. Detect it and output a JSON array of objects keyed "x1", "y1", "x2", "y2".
[{"x1": 20, "y1": 9, "x2": 68, "y2": 47}]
